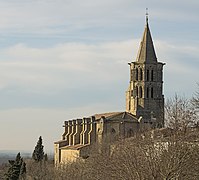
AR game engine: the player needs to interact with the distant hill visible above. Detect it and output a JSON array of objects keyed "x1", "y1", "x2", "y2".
[{"x1": 0, "y1": 150, "x2": 31, "y2": 165}]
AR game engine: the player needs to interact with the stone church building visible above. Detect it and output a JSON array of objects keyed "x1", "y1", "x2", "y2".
[{"x1": 54, "y1": 16, "x2": 165, "y2": 165}]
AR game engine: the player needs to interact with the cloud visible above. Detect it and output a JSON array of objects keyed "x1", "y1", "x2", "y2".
[
  {"x1": 155, "y1": 40, "x2": 199, "y2": 96},
  {"x1": 0, "y1": 38, "x2": 198, "y2": 110},
  {"x1": 0, "y1": 0, "x2": 198, "y2": 39},
  {"x1": 0, "y1": 0, "x2": 135, "y2": 33},
  {"x1": 0, "y1": 40, "x2": 138, "y2": 109},
  {"x1": 0, "y1": 40, "x2": 137, "y2": 87}
]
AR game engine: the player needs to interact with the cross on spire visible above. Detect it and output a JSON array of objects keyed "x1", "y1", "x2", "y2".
[{"x1": 146, "y1": 8, "x2": 149, "y2": 23}]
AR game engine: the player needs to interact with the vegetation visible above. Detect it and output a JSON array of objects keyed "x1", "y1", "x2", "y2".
[
  {"x1": 1, "y1": 130, "x2": 199, "y2": 179},
  {"x1": 4, "y1": 152, "x2": 26, "y2": 180},
  {"x1": 9, "y1": 129, "x2": 197, "y2": 180},
  {"x1": 83, "y1": 130, "x2": 199, "y2": 180},
  {"x1": 165, "y1": 94, "x2": 198, "y2": 130},
  {"x1": 32, "y1": 136, "x2": 45, "y2": 162},
  {"x1": 192, "y1": 83, "x2": 199, "y2": 109}
]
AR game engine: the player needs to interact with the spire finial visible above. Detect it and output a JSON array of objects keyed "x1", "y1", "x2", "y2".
[{"x1": 146, "y1": 8, "x2": 149, "y2": 23}]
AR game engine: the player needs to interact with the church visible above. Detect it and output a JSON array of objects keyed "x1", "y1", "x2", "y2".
[{"x1": 54, "y1": 16, "x2": 165, "y2": 165}]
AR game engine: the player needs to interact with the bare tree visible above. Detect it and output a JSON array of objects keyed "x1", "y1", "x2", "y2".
[
  {"x1": 165, "y1": 94, "x2": 197, "y2": 131},
  {"x1": 23, "y1": 129, "x2": 199, "y2": 180},
  {"x1": 83, "y1": 131, "x2": 199, "y2": 180},
  {"x1": 192, "y1": 83, "x2": 199, "y2": 109}
]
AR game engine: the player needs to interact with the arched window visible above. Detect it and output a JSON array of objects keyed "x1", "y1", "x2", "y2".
[
  {"x1": 127, "y1": 129, "x2": 133, "y2": 137},
  {"x1": 136, "y1": 68, "x2": 138, "y2": 81},
  {"x1": 139, "y1": 86, "x2": 143, "y2": 98},
  {"x1": 140, "y1": 69, "x2": 143, "y2": 81},
  {"x1": 82, "y1": 155, "x2": 89, "y2": 159},
  {"x1": 146, "y1": 87, "x2": 149, "y2": 98},
  {"x1": 111, "y1": 128, "x2": 116, "y2": 134},
  {"x1": 147, "y1": 70, "x2": 149, "y2": 81},
  {"x1": 151, "y1": 70, "x2": 154, "y2": 81},
  {"x1": 151, "y1": 87, "x2": 154, "y2": 98},
  {"x1": 136, "y1": 86, "x2": 138, "y2": 97}
]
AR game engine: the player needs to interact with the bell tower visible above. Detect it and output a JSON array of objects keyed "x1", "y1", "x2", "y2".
[{"x1": 126, "y1": 16, "x2": 165, "y2": 127}]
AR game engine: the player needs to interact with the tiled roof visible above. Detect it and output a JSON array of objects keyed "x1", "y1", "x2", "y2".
[
  {"x1": 60, "y1": 144, "x2": 89, "y2": 150},
  {"x1": 54, "y1": 140, "x2": 67, "y2": 144},
  {"x1": 92, "y1": 111, "x2": 138, "y2": 122},
  {"x1": 92, "y1": 112, "x2": 121, "y2": 120}
]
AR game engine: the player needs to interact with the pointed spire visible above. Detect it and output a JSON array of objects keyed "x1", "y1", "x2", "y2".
[{"x1": 136, "y1": 13, "x2": 157, "y2": 63}]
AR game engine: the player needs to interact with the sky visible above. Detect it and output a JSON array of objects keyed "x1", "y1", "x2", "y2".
[{"x1": 0, "y1": 0, "x2": 198, "y2": 153}]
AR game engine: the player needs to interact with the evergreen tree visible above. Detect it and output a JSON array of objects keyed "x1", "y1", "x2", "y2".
[
  {"x1": 32, "y1": 136, "x2": 44, "y2": 162},
  {"x1": 5, "y1": 152, "x2": 26, "y2": 180},
  {"x1": 19, "y1": 161, "x2": 26, "y2": 179}
]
